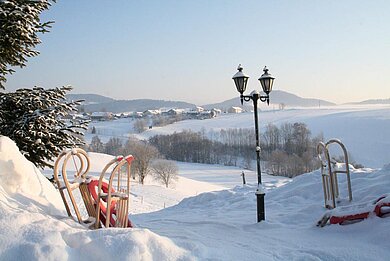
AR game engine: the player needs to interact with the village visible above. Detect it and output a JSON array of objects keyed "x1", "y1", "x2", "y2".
[{"x1": 79, "y1": 105, "x2": 244, "y2": 122}]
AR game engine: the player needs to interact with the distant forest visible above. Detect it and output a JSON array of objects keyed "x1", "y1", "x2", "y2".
[{"x1": 149, "y1": 122, "x2": 323, "y2": 177}]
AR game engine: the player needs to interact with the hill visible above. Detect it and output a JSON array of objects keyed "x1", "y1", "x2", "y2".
[
  {"x1": 269, "y1": 90, "x2": 335, "y2": 107},
  {"x1": 68, "y1": 91, "x2": 334, "y2": 112},
  {"x1": 82, "y1": 99, "x2": 196, "y2": 113},
  {"x1": 203, "y1": 90, "x2": 335, "y2": 110},
  {"x1": 67, "y1": 94, "x2": 196, "y2": 113},
  {"x1": 66, "y1": 93, "x2": 115, "y2": 104},
  {"x1": 202, "y1": 97, "x2": 252, "y2": 111},
  {"x1": 348, "y1": 98, "x2": 390, "y2": 105}
]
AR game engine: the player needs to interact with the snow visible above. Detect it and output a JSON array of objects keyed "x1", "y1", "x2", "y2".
[
  {"x1": 1, "y1": 104, "x2": 390, "y2": 260},
  {"x1": 132, "y1": 168, "x2": 390, "y2": 260}
]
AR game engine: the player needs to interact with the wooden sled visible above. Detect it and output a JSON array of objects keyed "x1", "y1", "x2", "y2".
[
  {"x1": 317, "y1": 139, "x2": 352, "y2": 209},
  {"x1": 93, "y1": 155, "x2": 134, "y2": 229},
  {"x1": 53, "y1": 149, "x2": 135, "y2": 229},
  {"x1": 53, "y1": 148, "x2": 96, "y2": 227}
]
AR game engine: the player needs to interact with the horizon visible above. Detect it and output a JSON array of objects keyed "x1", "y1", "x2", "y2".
[
  {"x1": 4, "y1": 0, "x2": 390, "y2": 105},
  {"x1": 68, "y1": 89, "x2": 389, "y2": 106}
]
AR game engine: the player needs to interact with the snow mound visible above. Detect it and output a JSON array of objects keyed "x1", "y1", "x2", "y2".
[
  {"x1": 0, "y1": 136, "x2": 194, "y2": 260},
  {"x1": 0, "y1": 136, "x2": 64, "y2": 216}
]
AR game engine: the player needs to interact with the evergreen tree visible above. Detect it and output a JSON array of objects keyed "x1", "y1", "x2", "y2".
[
  {"x1": 0, "y1": 86, "x2": 89, "y2": 168},
  {"x1": 0, "y1": 0, "x2": 54, "y2": 89}
]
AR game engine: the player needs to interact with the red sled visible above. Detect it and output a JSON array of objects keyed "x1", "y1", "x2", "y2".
[
  {"x1": 374, "y1": 196, "x2": 390, "y2": 217},
  {"x1": 318, "y1": 195, "x2": 390, "y2": 227}
]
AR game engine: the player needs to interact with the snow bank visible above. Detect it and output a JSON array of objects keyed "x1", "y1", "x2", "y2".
[
  {"x1": 0, "y1": 136, "x2": 194, "y2": 260},
  {"x1": 0, "y1": 136, "x2": 64, "y2": 215}
]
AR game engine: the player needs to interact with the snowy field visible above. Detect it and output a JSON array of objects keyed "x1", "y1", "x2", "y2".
[
  {"x1": 86, "y1": 104, "x2": 390, "y2": 168},
  {"x1": 1, "y1": 104, "x2": 390, "y2": 260}
]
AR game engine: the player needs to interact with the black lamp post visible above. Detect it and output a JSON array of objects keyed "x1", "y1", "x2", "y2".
[{"x1": 232, "y1": 64, "x2": 275, "y2": 222}]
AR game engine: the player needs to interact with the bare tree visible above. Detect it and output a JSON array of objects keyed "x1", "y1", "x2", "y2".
[
  {"x1": 89, "y1": 135, "x2": 104, "y2": 153},
  {"x1": 133, "y1": 119, "x2": 147, "y2": 133},
  {"x1": 262, "y1": 123, "x2": 281, "y2": 153},
  {"x1": 104, "y1": 137, "x2": 123, "y2": 156},
  {"x1": 151, "y1": 160, "x2": 179, "y2": 188},
  {"x1": 123, "y1": 138, "x2": 160, "y2": 184}
]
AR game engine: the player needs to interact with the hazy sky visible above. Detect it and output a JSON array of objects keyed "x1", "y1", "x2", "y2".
[{"x1": 5, "y1": 0, "x2": 390, "y2": 105}]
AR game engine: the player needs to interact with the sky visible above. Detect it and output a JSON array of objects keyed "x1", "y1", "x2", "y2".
[{"x1": 4, "y1": 0, "x2": 390, "y2": 105}]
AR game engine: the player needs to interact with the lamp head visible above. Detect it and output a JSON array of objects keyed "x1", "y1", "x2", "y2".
[
  {"x1": 232, "y1": 64, "x2": 250, "y2": 96},
  {"x1": 258, "y1": 66, "x2": 275, "y2": 95}
]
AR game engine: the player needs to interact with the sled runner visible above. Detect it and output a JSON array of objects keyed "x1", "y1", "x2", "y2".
[
  {"x1": 53, "y1": 148, "x2": 96, "y2": 227},
  {"x1": 317, "y1": 195, "x2": 390, "y2": 227}
]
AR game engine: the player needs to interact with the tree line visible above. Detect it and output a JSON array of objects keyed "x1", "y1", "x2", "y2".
[
  {"x1": 261, "y1": 122, "x2": 323, "y2": 177},
  {"x1": 88, "y1": 122, "x2": 323, "y2": 179},
  {"x1": 148, "y1": 123, "x2": 322, "y2": 178},
  {"x1": 87, "y1": 136, "x2": 178, "y2": 188}
]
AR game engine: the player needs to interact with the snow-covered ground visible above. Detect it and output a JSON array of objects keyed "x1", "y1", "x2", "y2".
[
  {"x1": 1, "y1": 140, "x2": 390, "y2": 260},
  {"x1": 1, "y1": 104, "x2": 390, "y2": 260}
]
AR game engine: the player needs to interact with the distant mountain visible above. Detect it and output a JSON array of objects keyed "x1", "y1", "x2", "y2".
[
  {"x1": 66, "y1": 94, "x2": 115, "y2": 104},
  {"x1": 269, "y1": 90, "x2": 335, "y2": 107},
  {"x1": 348, "y1": 98, "x2": 390, "y2": 105},
  {"x1": 82, "y1": 99, "x2": 196, "y2": 113},
  {"x1": 203, "y1": 90, "x2": 335, "y2": 110},
  {"x1": 202, "y1": 98, "x2": 252, "y2": 111},
  {"x1": 69, "y1": 90, "x2": 335, "y2": 113},
  {"x1": 66, "y1": 94, "x2": 196, "y2": 113}
]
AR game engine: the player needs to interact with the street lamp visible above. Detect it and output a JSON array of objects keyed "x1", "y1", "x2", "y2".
[{"x1": 232, "y1": 64, "x2": 275, "y2": 222}]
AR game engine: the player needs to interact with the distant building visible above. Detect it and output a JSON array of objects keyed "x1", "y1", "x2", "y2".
[
  {"x1": 227, "y1": 106, "x2": 243, "y2": 114},
  {"x1": 192, "y1": 106, "x2": 204, "y2": 113},
  {"x1": 143, "y1": 110, "x2": 160, "y2": 116},
  {"x1": 163, "y1": 108, "x2": 184, "y2": 116},
  {"x1": 90, "y1": 112, "x2": 113, "y2": 121}
]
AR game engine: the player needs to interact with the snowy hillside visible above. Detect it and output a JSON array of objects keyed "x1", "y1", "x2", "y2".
[
  {"x1": 86, "y1": 104, "x2": 390, "y2": 167},
  {"x1": 1, "y1": 134, "x2": 390, "y2": 260}
]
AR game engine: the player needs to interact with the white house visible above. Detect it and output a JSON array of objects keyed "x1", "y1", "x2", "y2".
[{"x1": 227, "y1": 106, "x2": 243, "y2": 114}]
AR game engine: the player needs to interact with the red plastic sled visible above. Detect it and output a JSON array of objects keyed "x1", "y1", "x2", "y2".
[
  {"x1": 374, "y1": 196, "x2": 390, "y2": 217},
  {"x1": 318, "y1": 195, "x2": 390, "y2": 227}
]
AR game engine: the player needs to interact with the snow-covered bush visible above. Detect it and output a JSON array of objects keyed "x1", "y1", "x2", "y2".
[
  {"x1": 0, "y1": 0, "x2": 54, "y2": 89},
  {"x1": 0, "y1": 86, "x2": 89, "y2": 168}
]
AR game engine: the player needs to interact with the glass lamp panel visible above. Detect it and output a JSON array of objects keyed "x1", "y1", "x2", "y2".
[
  {"x1": 260, "y1": 77, "x2": 274, "y2": 94},
  {"x1": 234, "y1": 76, "x2": 248, "y2": 94},
  {"x1": 243, "y1": 77, "x2": 249, "y2": 92}
]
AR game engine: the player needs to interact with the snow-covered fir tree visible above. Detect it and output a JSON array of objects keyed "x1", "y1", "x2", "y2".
[
  {"x1": 0, "y1": 0, "x2": 54, "y2": 89},
  {"x1": 0, "y1": 86, "x2": 89, "y2": 168}
]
